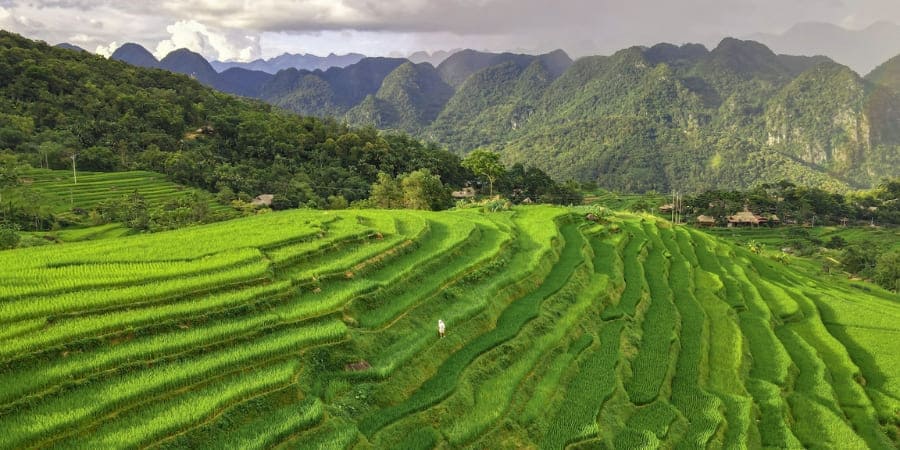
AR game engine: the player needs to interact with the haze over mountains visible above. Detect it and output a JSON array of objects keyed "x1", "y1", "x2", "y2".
[
  {"x1": 209, "y1": 53, "x2": 367, "y2": 74},
  {"x1": 749, "y1": 21, "x2": 900, "y2": 75}
]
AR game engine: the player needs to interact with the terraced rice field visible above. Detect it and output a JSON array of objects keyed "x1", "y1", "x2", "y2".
[
  {"x1": 0, "y1": 206, "x2": 898, "y2": 448},
  {"x1": 9, "y1": 168, "x2": 230, "y2": 213}
]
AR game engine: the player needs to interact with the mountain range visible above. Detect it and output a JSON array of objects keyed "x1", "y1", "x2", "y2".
[
  {"x1": 101, "y1": 39, "x2": 900, "y2": 193},
  {"x1": 210, "y1": 52, "x2": 367, "y2": 74}
]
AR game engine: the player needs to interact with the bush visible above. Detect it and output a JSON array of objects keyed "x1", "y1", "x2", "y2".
[
  {"x1": 874, "y1": 249, "x2": 900, "y2": 292},
  {"x1": 0, "y1": 224, "x2": 20, "y2": 249},
  {"x1": 842, "y1": 244, "x2": 880, "y2": 277},
  {"x1": 825, "y1": 235, "x2": 847, "y2": 249},
  {"x1": 483, "y1": 198, "x2": 511, "y2": 213}
]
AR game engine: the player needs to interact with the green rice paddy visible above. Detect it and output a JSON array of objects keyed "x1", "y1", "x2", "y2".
[{"x1": 0, "y1": 206, "x2": 897, "y2": 448}]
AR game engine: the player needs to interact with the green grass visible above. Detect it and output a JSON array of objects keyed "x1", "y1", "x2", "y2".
[
  {"x1": 0, "y1": 206, "x2": 897, "y2": 448},
  {"x1": 359, "y1": 220, "x2": 584, "y2": 435},
  {"x1": 623, "y1": 222, "x2": 678, "y2": 405},
  {"x1": 6, "y1": 168, "x2": 227, "y2": 213},
  {"x1": 541, "y1": 321, "x2": 623, "y2": 449}
]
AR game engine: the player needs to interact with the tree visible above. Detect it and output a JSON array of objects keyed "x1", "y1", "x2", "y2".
[
  {"x1": 121, "y1": 191, "x2": 149, "y2": 231},
  {"x1": 0, "y1": 223, "x2": 20, "y2": 250},
  {"x1": 369, "y1": 172, "x2": 403, "y2": 208},
  {"x1": 401, "y1": 169, "x2": 448, "y2": 210},
  {"x1": 462, "y1": 149, "x2": 505, "y2": 197},
  {"x1": 0, "y1": 153, "x2": 21, "y2": 205},
  {"x1": 874, "y1": 249, "x2": 900, "y2": 292},
  {"x1": 327, "y1": 195, "x2": 348, "y2": 210},
  {"x1": 841, "y1": 243, "x2": 880, "y2": 277}
]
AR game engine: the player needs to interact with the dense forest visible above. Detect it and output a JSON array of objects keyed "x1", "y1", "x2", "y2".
[
  {"x1": 0, "y1": 31, "x2": 585, "y2": 234},
  {"x1": 426, "y1": 41, "x2": 900, "y2": 193},
  {"x1": 134, "y1": 37, "x2": 900, "y2": 193},
  {"x1": 0, "y1": 31, "x2": 470, "y2": 206}
]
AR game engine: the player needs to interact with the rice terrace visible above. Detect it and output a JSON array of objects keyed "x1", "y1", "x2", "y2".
[
  {"x1": 3, "y1": 1, "x2": 900, "y2": 448},
  {"x1": 1, "y1": 205, "x2": 898, "y2": 448}
]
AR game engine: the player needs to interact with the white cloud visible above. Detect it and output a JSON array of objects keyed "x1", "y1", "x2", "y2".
[
  {"x1": 154, "y1": 19, "x2": 261, "y2": 61},
  {"x1": 95, "y1": 40, "x2": 119, "y2": 57},
  {"x1": 4, "y1": 0, "x2": 900, "y2": 61},
  {"x1": 0, "y1": 6, "x2": 24, "y2": 27}
]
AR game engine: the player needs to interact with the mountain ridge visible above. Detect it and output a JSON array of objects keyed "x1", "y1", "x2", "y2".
[
  {"x1": 210, "y1": 52, "x2": 366, "y2": 74},
  {"x1": 105, "y1": 38, "x2": 900, "y2": 193}
]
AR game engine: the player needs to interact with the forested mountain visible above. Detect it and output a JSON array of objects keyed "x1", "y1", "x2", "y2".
[
  {"x1": 158, "y1": 48, "x2": 220, "y2": 86},
  {"x1": 110, "y1": 43, "x2": 159, "y2": 68},
  {"x1": 105, "y1": 38, "x2": 900, "y2": 193},
  {"x1": 54, "y1": 43, "x2": 86, "y2": 53},
  {"x1": 866, "y1": 54, "x2": 900, "y2": 95},
  {"x1": 214, "y1": 67, "x2": 274, "y2": 98},
  {"x1": 426, "y1": 51, "x2": 573, "y2": 149},
  {"x1": 495, "y1": 39, "x2": 900, "y2": 192},
  {"x1": 258, "y1": 57, "x2": 410, "y2": 117},
  {"x1": 0, "y1": 31, "x2": 467, "y2": 210},
  {"x1": 435, "y1": 49, "x2": 571, "y2": 87},
  {"x1": 345, "y1": 62, "x2": 454, "y2": 132}
]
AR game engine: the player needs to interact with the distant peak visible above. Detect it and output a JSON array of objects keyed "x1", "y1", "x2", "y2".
[{"x1": 713, "y1": 37, "x2": 775, "y2": 56}]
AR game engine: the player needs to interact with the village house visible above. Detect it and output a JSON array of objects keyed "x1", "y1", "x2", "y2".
[
  {"x1": 451, "y1": 187, "x2": 476, "y2": 199},
  {"x1": 727, "y1": 208, "x2": 768, "y2": 227},
  {"x1": 251, "y1": 194, "x2": 274, "y2": 207},
  {"x1": 695, "y1": 215, "x2": 716, "y2": 227}
]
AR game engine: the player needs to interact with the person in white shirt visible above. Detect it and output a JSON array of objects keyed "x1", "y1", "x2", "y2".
[{"x1": 438, "y1": 319, "x2": 446, "y2": 338}]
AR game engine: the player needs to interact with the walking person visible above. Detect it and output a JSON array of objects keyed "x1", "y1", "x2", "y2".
[{"x1": 438, "y1": 319, "x2": 446, "y2": 338}]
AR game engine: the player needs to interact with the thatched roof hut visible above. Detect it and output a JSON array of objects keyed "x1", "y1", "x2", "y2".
[
  {"x1": 696, "y1": 215, "x2": 716, "y2": 227},
  {"x1": 659, "y1": 203, "x2": 674, "y2": 213},
  {"x1": 451, "y1": 187, "x2": 476, "y2": 199},
  {"x1": 251, "y1": 194, "x2": 274, "y2": 207},
  {"x1": 727, "y1": 208, "x2": 767, "y2": 227}
]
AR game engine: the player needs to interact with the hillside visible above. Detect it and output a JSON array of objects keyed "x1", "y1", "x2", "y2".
[
  {"x1": 867, "y1": 54, "x2": 900, "y2": 95},
  {"x1": 5, "y1": 168, "x2": 230, "y2": 214},
  {"x1": 110, "y1": 37, "x2": 900, "y2": 193},
  {"x1": 345, "y1": 62, "x2": 454, "y2": 132},
  {"x1": 495, "y1": 39, "x2": 900, "y2": 192},
  {"x1": 259, "y1": 57, "x2": 410, "y2": 117},
  {"x1": 0, "y1": 31, "x2": 467, "y2": 215},
  {"x1": 0, "y1": 206, "x2": 896, "y2": 448}
]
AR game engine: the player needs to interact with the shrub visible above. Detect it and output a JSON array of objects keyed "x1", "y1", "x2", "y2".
[
  {"x1": 825, "y1": 235, "x2": 847, "y2": 249},
  {"x1": 874, "y1": 249, "x2": 900, "y2": 292},
  {"x1": 0, "y1": 223, "x2": 20, "y2": 249}
]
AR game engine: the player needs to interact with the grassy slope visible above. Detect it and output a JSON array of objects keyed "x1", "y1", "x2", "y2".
[
  {"x1": 7, "y1": 168, "x2": 229, "y2": 213},
  {"x1": 0, "y1": 206, "x2": 897, "y2": 448}
]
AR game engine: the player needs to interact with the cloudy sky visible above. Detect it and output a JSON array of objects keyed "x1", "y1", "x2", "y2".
[{"x1": 0, "y1": 0, "x2": 898, "y2": 61}]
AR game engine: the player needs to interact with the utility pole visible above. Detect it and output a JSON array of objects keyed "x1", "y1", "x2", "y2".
[
  {"x1": 672, "y1": 191, "x2": 681, "y2": 225},
  {"x1": 676, "y1": 192, "x2": 681, "y2": 225},
  {"x1": 70, "y1": 152, "x2": 77, "y2": 185},
  {"x1": 672, "y1": 191, "x2": 676, "y2": 223}
]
